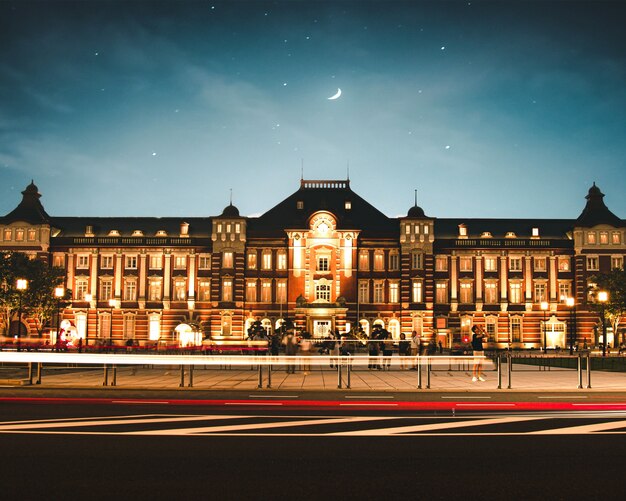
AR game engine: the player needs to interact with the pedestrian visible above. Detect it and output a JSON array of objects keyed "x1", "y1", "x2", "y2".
[
  {"x1": 328, "y1": 330, "x2": 340, "y2": 368},
  {"x1": 398, "y1": 333, "x2": 410, "y2": 369},
  {"x1": 368, "y1": 326, "x2": 382, "y2": 369},
  {"x1": 283, "y1": 331, "x2": 298, "y2": 374},
  {"x1": 438, "y1": 340, "x2": 443, "y2": 354},
  {"x1": 381, "y1": 330, "x2": 393, "y2": 370},
  {"x1": 471, "y1": 325, "x2": 486, "y2": 382},
  {"x1": 409, "y1": 330, "x2": 419, "y2": 370},
  {"x1": 299, "y1": 332, "x2": 313, "y2": 374}
]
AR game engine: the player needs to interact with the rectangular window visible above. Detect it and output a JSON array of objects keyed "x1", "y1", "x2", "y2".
[
  {"x1": 484, "y1": 282, "x2": 498, "y2": 304},
  {"x1": 435, "y1": 282, "x2": 448, "y2": 303},
  {"x1": 435, "y1": 256, "x2": 448, "y2": 272},
  {"x1": 587, "y1": 232, "x2": 596, "y2": 244},
  {"x1": 75, "y1": 279, "x2": 88, "y2": 300},
  {"x1": 247, "y1": 251, "x2": 257, "y2": 269},
  {"x1": 511, "y1": 317, "x2": 522, "y2": 343},
  {"x1": 612, "y1": 256, "x2": 624, "y2": 270},
  {"x1": 459, "y1": 282, "x2": 473, "y2": 303},
  {"x1": 534, "y1": 283, "x2": 547, "y2": 302},
  {"x1": 559, "y1": 282, "x2": 571, "y2": 300},
  {"x1": 389, "y1": 253, "x2": 399, "y2": 271},
  {"x1": 3, "y1": 228, "x2": 11, "y2": 241},
  {"x1": 373, "y1": 251, "x2": 384, "y2": 271},
  {"x1": 222, "y1": 279, "x2": 233, "y2": 302},
  {"x1": 174, "y1": 280, "x2": 186, "y2": 301},
  {"x1": 276, "y1": 281, "x2": 287, "y2": 303},
  {"x1": 484, "y1": 257, "x2": 497, "y2": 272},
  {"x1": 612, "y1": 232, "x2": 622, "y2": 244},
  {"x1": 411, "y1": 252, "x2": 423, "y2": 270},
  {"x1": 100, "y1": 280, "x2": 112, "y2": 301},
  {"x1": 15, "y1": 229, "x2": 24, "y2": 241},
  {"x1": 27, "y1": 228, "x2": 37, "y2": 241},
  {"x1": 389, "y1": 282, "x2": 399, "y2": 303},
  {"x1": 359, "y1": 281, "x2": 369, "y2": 303},
  {"x1": 359, "y1": 251, "x2": 369, "y2": 271},
  {"x1": 373, "y1": 282, "x2": 384, "y2": 303},
  {"x1": 317, "y1": 256, "x2": 330, "y2": 272},
  {"x1": 149, "y1": 315, "x2": 161, "y2": 341},
  {"x1": 277, "y1": 252, "x2": 287, "y2": 270},
  {"x1": 534, "y1": 257, "x2": 547, "y2": 272},
  {"x1": 558, "y1": 257, "x2": 570, "y2": 272},
  {"x1": 485, "y1": 317, "x2": 497, "y2": 342},
  {"x1": 149, "y1": 255, "x2": 162, "y2": 269},
  {"x1": 198, "y1": 256, "x2": 211, "y2": 269},
  {"x1": 599, "y1": 232, "x2": 609, "y2": 244},
  {"x1": 316, "y1": 283, "x2": 331, "y2": 302},
  {"x1": 174, "y1": 256, "x2": 186, "y2": 269},
  {"x1": 123, "y1": 315, "x2": 135, "y2": 340},
  {"x1": 509, "y1": 257, "x2": 522, "y2": 272},
  {"x1": 124, "y1": 280, "x2": 137, "y2": 301},
  {"x1": 101, "y1": 255, "x2": 113, "y2": 269},
  {"x1": 261, "y1": 281, "x2": 272, "y2": 302},
  {"x1": 509, "y1": 282, "x2": 522, "y2": 304},
  {"x1": 148, "y1": 279, "x2": 162, "y2": 301},
  {"x1": 76, "y1": 255, "x2": 89, "y2": 269},
  {"x1": 125, "y1": 256, "x2": 137, "y2": 269},
  {"x1": 198, "y1": 280, "x2": 211, "y2": 301},
  {"x1": 222, "y1": 251, "x2": 234, "y2": 269},
  {"x1": 262, "y1": 250, "x2": 272, "y2": 270},
  {"x1": 586, "y1": 256, "x2": 599, "y2": 271},
  {"x1": 246, "y1": 281, "x2": 257, "y2": 302},
  {"x1": 459, "y1": 256, "x2": 473, "y2": 272},
  {"x1": 412, "y1": 281, "x2": 423, "y2": 303}
]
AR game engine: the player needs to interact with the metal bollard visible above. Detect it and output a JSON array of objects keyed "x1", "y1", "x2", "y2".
[
  {"x1": 266, "y1": 360, "x2": 272, "y2": 388},
  {"x1": 346, "y1": 358, "x2": 351, "y2": 389},
  {"x1": 257, "y1": 364, "x2": 263, "y2": 388},
  {"x1": 188, "y1": 365, "x2": 194, "y2": 387},
  {"x1": 577, "y1": 355, "x2": 583, "y2": 389},
  {"x1": 497, "y1": 355, "x2": 502, "y2": 389},
  {"x1": 507, "y1": 352, "x2": 512, "y2": 389},
  {"x1": 426, "y1": 358, "x2": 431, "y2": 389},
  {"x1": 418, "y1": 358, "x2": 422, "y2": 389},
  {"x1": 179, "y1": 365, "x2": 185, "y2": 387},
  {"x1": 103, "y1": 364, "x2": 109, "y2": 386},
  {"x1": 36, "y1": 362, "x2": 42, "y2": 384},
  {"x1": 28, "y1": 362, "x2": 34, "y2": 385},
  {"x1": 111, "y1": 365, "x2": 117, "y2": 386},
  {"x1": 586, "y1": 352, "x2": 592, "y2": 389},
  {"x1": 337, "y1": 360, "x2": 342, "y2": 389}
]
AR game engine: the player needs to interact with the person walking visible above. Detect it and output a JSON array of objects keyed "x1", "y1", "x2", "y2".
[
  {"x1": 299, "y1": 332, "x2": 313, "y2": 374},
  {"x1": 381, "y1": 330, "x2": 393, "y2": 370},
  {"x1": 471, "y1": 325, "x2": 487, "y2": 382},
  {"x1": 284, "y1": 331, "x2": 298, "y2": 374}
]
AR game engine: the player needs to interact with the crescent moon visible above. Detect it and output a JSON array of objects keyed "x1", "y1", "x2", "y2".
[{"x1": 328, "y1": 88, "x2": 342, "y2": 100}]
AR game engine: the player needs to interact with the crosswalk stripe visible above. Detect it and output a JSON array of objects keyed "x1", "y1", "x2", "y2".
[{"x1": 529, "y1": 419, "x2": 626, "y2": 435}]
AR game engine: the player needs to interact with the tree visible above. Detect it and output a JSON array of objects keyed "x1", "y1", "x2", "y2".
[
  {"x1": 590, "y1": 268, "x2": 626, "y2": 347},
  {"x1": 0, "y1": 251, "x2": 69, "y2": 337}
]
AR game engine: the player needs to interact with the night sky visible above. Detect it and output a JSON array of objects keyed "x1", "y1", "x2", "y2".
[{"x1": 1, "y1": 0, "x2": 624, "y2": 220}]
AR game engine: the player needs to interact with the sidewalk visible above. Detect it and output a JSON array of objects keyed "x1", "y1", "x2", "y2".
[{"x1": 6, "y1": 362, "x2": 626, "y2": 391}]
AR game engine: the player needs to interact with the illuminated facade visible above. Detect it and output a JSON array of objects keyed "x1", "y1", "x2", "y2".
[{"x1": 1, "y1": 179, "x2": 624, "y2": 349}]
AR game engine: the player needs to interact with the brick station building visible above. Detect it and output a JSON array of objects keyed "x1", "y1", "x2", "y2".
[{"x1": 1, "y1": 179, "x2": 624, "y2": 349}]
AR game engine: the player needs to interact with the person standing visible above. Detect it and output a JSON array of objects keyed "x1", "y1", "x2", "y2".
[
  {"x1": 471, "y1": 325, "x2": 486, "y2": 382},
  {"x1": 284, "y1": 331, "x2": 298, "y2": 374},
  {"x1": 299, "y1": 332, "x2": 313, "y2": 374},
  {"x1": 409, "y1": 330, "x2": 419, "y2": 370},
  {"x1": 398, "y1": 333, "x2": 410, "y2": 369}
]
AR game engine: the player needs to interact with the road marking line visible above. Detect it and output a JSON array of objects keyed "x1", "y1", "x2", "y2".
[
  {"x1": 529, "y1": 419, "x2": 626, "y2": 435},
  {"x1": 441, "y1": 396, "x2": 491, "y2": 399},
  {"x1": 248, "y1": 395, "x2": 299, "y2": 398},
  {"x1": 339, "y1": 403, "x2": 398, "y2": 406},
  {"x1": 344, "y1": 396, "x2": 395, "y2": 399},
  {"x1": 455, "y1": 403, "x2": 515, "y2": 407},
  {"x1": 327, "y1": 416, "x2": 545, "y2": 436},
  {"x1": 538, "y1": 396, "x2": 588, "y2": 399},
  {"x1": 111, "y1": 400, "x2": 170, "y2": 404},
  {"x1": 225, "y1": 402, "x2": 283, "y2": 406}
]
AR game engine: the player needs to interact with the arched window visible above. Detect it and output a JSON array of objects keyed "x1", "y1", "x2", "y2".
[
  {"x1": 359, "y1": 319, "x2": 370, "y2": 337},
  {"x1": 388, "y1": 319, "x2": 400, "y2": 339},
  {"x1": 261, "y1": 318, "x2": 272, "y2": 335}
]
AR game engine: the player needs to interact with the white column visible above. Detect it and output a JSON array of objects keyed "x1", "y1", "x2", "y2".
[{"x1": 114, "y1": 253, "x2": 122, "y2": 299}]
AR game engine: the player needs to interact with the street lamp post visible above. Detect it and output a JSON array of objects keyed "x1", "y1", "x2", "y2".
[
  {"x1": 540, "y1": 301, "x2": 549, "y2": 352},
  {"x1": 108, "y1": 298, "x2": 116, "y2": 352},
  {"x1": 54, "y1": 287, "x2": 64, "y2": 351},
  {"x1": 566, "y1": 297, "x2": 576, "y2": 355},
  {"x1": 84, "y1": 293, "x2": 92, "y2": 351},
  {"x1": 16, "y1": 279, "x2": 28, "y2": 352},
  {"x1": 598, "y1": 291, "x2": 609, "y2": 357}
]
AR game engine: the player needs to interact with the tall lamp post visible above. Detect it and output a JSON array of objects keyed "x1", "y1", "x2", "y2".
[
  {"x1": 84, "y1": 293, "x2": 92, "y2": 350},
  {"x1": 566, "y1": 297, "x2": 576, "y2": 355},
  {"x1": 108, "y1": 298, "x2": 116, "y2": 352},
  {"x1": 540, "y1": 301, "x2": 549, "y2": 352},
  {"x1": 54, "y1": 287, "x2": 64, "y2": 351},
  {"x1": 16, "y1": 279, "x2": 28, "y2": 352},
  {"x1": 598, "y1": 291, "x2": 609, "y2": 357}
]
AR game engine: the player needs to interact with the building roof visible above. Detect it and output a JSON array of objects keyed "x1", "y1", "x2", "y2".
[
  {"x1": 0, "y1": 181, "x2": 51, "y2": 224},
  {"x1": 575, "y1": 183, "x2": 623, "y2": 227},
  {"x1": 434, "y1": 218, "x2": 574, "y2": 239},
  {"x1": 246, "y1": 179, "x2": 398, "y2": 239},
  {"x1": 50, "y1": 216, "x2": 213, "y2": 238}
]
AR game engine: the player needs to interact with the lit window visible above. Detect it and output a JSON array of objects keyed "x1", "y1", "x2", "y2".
[
  {"x1": 373, "y1": 251, "x2": 384, "y2": 271},
  {"x1": 174, "y1": 255, "x2": 187, "y2": 269},
  {"x1": 15, "y1": 229, "x2": 24, "y2": 241},
  {"x1": 558, "y1": 282, "x2": 571, "y2": 300},
  {"x1": 558, "y1": 257, "x2": 570, "y2": 272},
  {"x1": 316, "y1": 283, "x2": 331, "y2": 302},
  {"x1": 3, "y1": 228, "x2": 12, "y2": 241},
  {"x1": 247, "y1": 251, "x2": 257, "y2": 269},
  {"x1": 53, "y1": 255, "x2": 65, "y2": 268},
  {"x1": 435, "y1": 256, "x2": 448, "y2": 271},
  {"x1": 148, "y1": 314, "x2": 161, "y2": 341},
  {"x1": 317, "y1": 255, "x2": 330, "y2": 272},
  {"x1": 276, "y1": 281, "x2": 287, "y2": 303},
  {"x1": 373, "y1": 282, "x2": 384, "y2": 303},
  {"x1": 77, "y1": 255, "x2": 89, "y2": 269},
  {"x1": 534, "y1": 257, "x2": 547, "y2": 272},
  {"x1": 246, "y1": 281, "x2": 257, "y2": 302},
  {"x1": 261, "y1": 280, "x2": 272, "y2": 302},
  {"x1": 149, "y1": 255, "x2": 162, "y2": 269},
  {"x1": 459, "y1": 256, "x2": 473, "y2": 272},
  {"x1": 198, "y1": 256, "x2": 211, "y2": 269},
  {"x1": 599, "y1": 232, "x2": 609, "y2": 244},
  {"x1": 532, "y1": 227, "x2": 540, "y2": 238},
  {"x1": 359, "y1": 251, "x2": 369, "y2": 271},
  {"x1": 389, "y1": 252, "x2": 399, "y2": 271},
  {"x1": 612, "y1": 232, "x2": 622, "y2": 244},
  {"x1": 485, "y1": 317, "x2": 497, "y2": 342},
  {"x1": 534, "y1": 282, "x2": 547, "y2": 302},
  {"x1": 389, "y1": 282, "x2": 399, "y2": 303},
  {"x1": 222, "y1": 251, "x2": 234, "y2": 268},
  {"x1": 587, "y1": 232, "x2": 596, "y2": 244},
  {"x1": 359, "y1": 281, "x2": 369, "y2": 303},
  {"x1": 222, "y1": 279, "x2": 233, "y2": 301},
  {"x1": 125, "y1": 256, "x2": 137, "y2": 269},
  {"x1": 148, "y1": 279, "x2": 162, "y2": 301},
  {"x1": 435, "y1": 282, "x2": 448, "y2": 303},
  {"x1": 174, "y1": 279, "x2": 186, "y2": 301},
  {"x1": 509, "y1": 257, "x2": 522, "y2": 272},
  {"x1": 586, "y1": 256, "x2": 599, "y2": 271},
  {"x1": 484, "y1": 257, "x2": 497, "y2": 272},
  {"x1": 458, "y1": 225, "x2": 467, "y2": 237},
  {"x1": 509, "y1": 282, "x2": 522, "y2": 304},
  {"x1": 75, "y1": 279, "x2": 88, "y2": 300},
  {"x1": 412, "y1": 281, "x2": 423, "y2": 303},
  {"x1": 411, "y1": 252, "x2": 423, "y2": 270},
  {"x1": 484, "y1": 282, "x2": 498, "y2": 304},
  {"x1": 276, "y1": 251, "x2": 287, "y2": 270},
  {"x1": 101, "y1": 255, "x2": 113, "y2": 269},
  {"x1": 459, "y1": 282, "x2": 473, "y2": 303},
  {"x1": 262, "y1": 249, "x2": 272, "y2": 270},
  {"x1": 27, "y1": 229, "x2": 37, "y2": 241},
  {"x1": 611, "y1": 256, "x2": 623, "y2": 270},
  {"x1": 345, "y1": 200, "x2": 352, "y2": 210},
  {"x1": 235, "y1": 223, "x2": 241, "y2": 234},
  {"x1": 100, "y1": 280, "x2": 113, "y2": 301},
  {"x1": 123, "y1": 280, "x2": 137, "y2": 301},
  {"x1": 198, "y1": 280, "x2": 211, "y2": 301}
]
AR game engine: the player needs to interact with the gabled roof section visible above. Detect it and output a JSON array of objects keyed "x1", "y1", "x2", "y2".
[
  {"x1": 575, "y1": 183, "x2": 623, "y2": 228},
  {"x1": 247, "y1": 179, "x2": 397, "y2": 238},
  {"x1": 50, "y1": 216, "x2": 213, "y2": 238},
  {"x1": 435, "y1": 218, "x2": 574, "y2": 239},
  {"x1": 0, "y1": 181, "x2": 51, "y2": 224}
]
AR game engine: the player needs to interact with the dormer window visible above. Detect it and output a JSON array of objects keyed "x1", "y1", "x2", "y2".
[
  {"x1": 180, "y1": 222, "x2": 189, "y2": 236},
  {"x1": 532, "y1": 227, "x2": 540, "y2": 238},
  {"x1": 85, "y1": 225, "x2": 94, "y2": 237},
  {"x1": 505, "y1": 232, "x2": 517, "y2": 238},
  {"x1": 132, "y1": 230, "x2": 144, "y2": 237},
  {"x1": 480, "y1": 232, "x2": 493, "y2": 238},
  {"x1": 458, "y1": 225, "x2": 467, "y2": 238},
  {"x1": 345, "y1": 200, "x2": 352, "y2": 210},
  {"x1": 155, "y1": 230, "x2": 168, "y2": 237},
  {"x1": 297, "y1": 200, "x2": 304, "y2": 210},
  {"x1": 108, "y1": 229, "x2": 120, "y2": 236}
]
